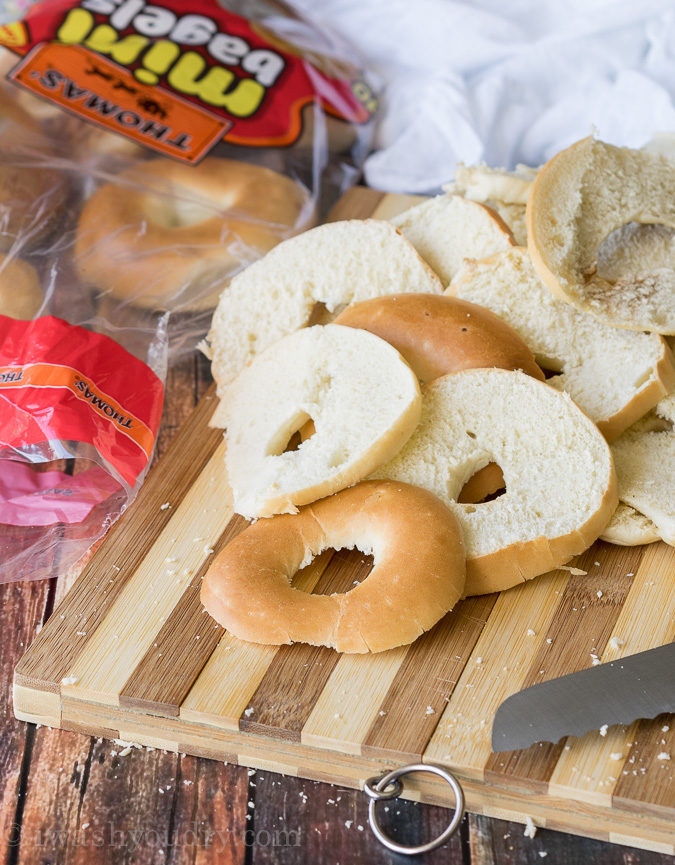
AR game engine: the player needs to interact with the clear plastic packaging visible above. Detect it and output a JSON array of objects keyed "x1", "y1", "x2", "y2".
[{"x1": 0, "y1": 0, "x2": 377, "y2": 581}]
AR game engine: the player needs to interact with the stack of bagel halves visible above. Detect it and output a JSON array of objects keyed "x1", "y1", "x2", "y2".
[{"x1": 198, "y1": 135, "x2": 675, "y2": 654}]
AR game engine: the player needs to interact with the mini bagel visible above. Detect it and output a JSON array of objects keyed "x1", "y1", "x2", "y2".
[
  {"x1": 75, "y1": 157, "x2": 313, "y2": 311},
  {"x1": 527, "y1": 137, "x2": 675, "y2": 333},
  {"x1": 0, "y1": 255, "x2": 42, "y2": 318},
  {"x1": 219, "y1": 324, "x2": 421, "y2": 519},
  {"x1": 374, "y1": 368, "x2": 618, "y2": 596},
  {"x1": 333, "y1": 294, "x2": 544, "y2": 384},
  {"x1": 201, "y1": 480, "x2": 466, "y2": 653}
]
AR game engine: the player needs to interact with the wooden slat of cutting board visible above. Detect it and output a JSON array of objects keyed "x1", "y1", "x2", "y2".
[{"x1": 13, "y1": 189, "x2": 675, "y2": 854}]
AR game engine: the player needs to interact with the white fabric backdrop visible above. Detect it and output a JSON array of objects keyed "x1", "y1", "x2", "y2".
[{"x1": 290, "y1": 0, "x2": 675, "y2": 192}]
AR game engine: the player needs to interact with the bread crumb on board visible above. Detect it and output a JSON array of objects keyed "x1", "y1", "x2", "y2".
[
  {"x1": 524, "y1": 816, "x2": 537, "y2": 838},
  {"x1": 556, "y1": 565, "x2": 587, "y2": 576}
]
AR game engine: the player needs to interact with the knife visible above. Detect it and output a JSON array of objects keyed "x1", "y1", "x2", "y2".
[{"x1": 491, "y1": 642, "x2": 675, "y2": 752}]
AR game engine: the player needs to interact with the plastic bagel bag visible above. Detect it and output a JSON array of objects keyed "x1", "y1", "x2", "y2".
[{"x1": 0, "y1": 0, "x2": 378, "y2": 582}]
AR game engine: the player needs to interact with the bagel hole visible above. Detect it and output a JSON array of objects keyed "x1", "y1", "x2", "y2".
[
  {"x1": 597, "y1": 222, "x2": 675, "y2": 284},
  {"x1": 267, "y1": 412, "x2": 315, "y2": 456},
  {"x1": 458, "y1": 462, "x2": 506, "y2": 504},
  {"x1": 143, "y1": 194, "x2": 218, "y2": 228},
  {"x1": 307, "y1": 301, "x2": 334, "y2": 326},
  {"x1": 293, "y1": 549, "x2": 375, "y2": 595},
  {"x1": 540, "y1": 366, "x2": 563, "y2": 381}
]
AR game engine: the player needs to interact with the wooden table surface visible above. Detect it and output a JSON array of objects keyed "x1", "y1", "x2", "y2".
[{"x1": 1, "y1": 349, "x2": 673, "y2": 865}]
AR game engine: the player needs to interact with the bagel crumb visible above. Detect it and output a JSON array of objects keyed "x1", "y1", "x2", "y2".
[{"x1": 557, "y1": 565, "x2": 588, "y2": 576}]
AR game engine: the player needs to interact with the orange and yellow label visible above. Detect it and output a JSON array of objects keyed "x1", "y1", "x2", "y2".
[{"x1": 11, "y1": 42, "x2": 229, "y2": 162}]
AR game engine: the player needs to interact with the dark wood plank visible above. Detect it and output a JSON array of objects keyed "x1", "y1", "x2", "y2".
[
  {"x1": 16, "y1": 731, "x2": 249, "y2": 865},
  {"x1": 363, "y1": 594, "x2": 498, "y2": 761},
  {"x1": 0, "y1": 579, "x2": 52, "y2": 863},
  {"x1": 15, "y1": 729, "x2": 101, "y2": 865},
  {"x1": 165, "y1": 755, "x2": 249, "y2": 865},
  {"x1": 240, "y1": 548, "x2": 375, "y2": 741},
  {"x1": 119, "y1": 514, "x2": 248, "y2": 716},
  {"x1": 485, "y1": 542, "x2": 642, "y2": 789},
  {"x1": 248, "y1": 771, "x2": 467, "y2": 865},
  {"x1": 468, "y1": 813, "x2": 673, "y2": 864},
  {"x1": 14, "y1": 382, "x2": 223, "y2": 693}
]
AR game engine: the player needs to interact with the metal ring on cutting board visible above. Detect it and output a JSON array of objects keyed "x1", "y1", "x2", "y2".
[{"x1": 364, "y1": 763, "x2": 465, "y2": 855}]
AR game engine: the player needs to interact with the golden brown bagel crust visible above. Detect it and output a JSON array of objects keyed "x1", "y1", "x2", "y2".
[
  {"x1": 201, "y1": 480, "x2": 466, "y2": 653},
  {"x1": 333, "y1": 294, "x2": 544, "y2": 383},
  {"x1": 0, "y1": 255, "x2": 42, "y2": 318},
  {"x1": 75, "y1": 157, "x2": 312, "y2": 311}
]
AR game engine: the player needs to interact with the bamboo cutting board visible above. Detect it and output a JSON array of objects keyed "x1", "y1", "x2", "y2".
[{"x1": 14, "y1": 189, "x2": 675, "y2": 854}]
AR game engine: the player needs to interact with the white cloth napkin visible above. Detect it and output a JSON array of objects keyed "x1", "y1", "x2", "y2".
[{"x1": 290, "y1": 0, "x2": 675, "y2": 192}]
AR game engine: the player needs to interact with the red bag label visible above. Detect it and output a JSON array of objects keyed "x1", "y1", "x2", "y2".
[
  {"x1": 1, "y1": 0, "x2": 377, "y2": 163},
  {"x1": 0, "y1": 315, "x2": 164, "y2": 486}
]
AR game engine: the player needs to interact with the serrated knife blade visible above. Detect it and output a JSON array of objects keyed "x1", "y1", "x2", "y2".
[{"x1": 491, "y1": 642, "x2": 675, "y2": 752}]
